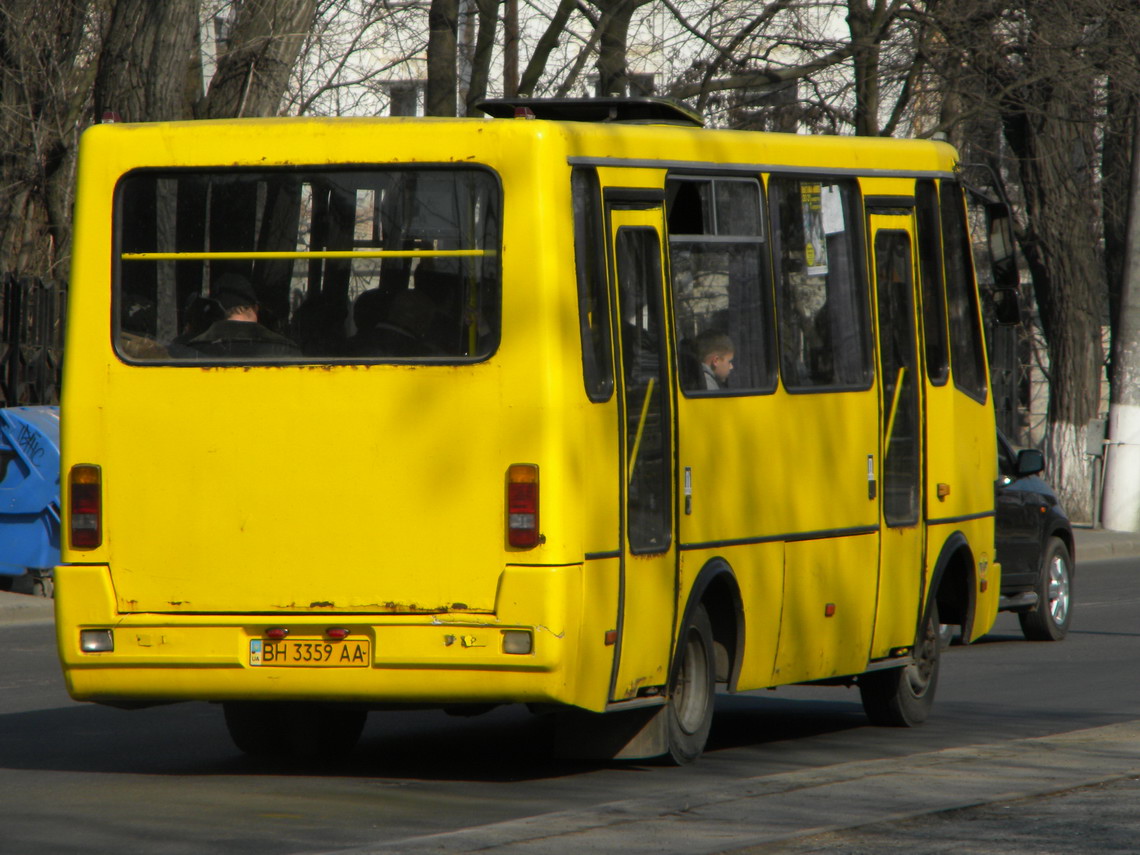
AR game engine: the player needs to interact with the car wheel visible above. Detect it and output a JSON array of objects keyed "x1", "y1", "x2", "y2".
[
  {"x1": 663, "y1": 604, "x2": 715, "y2": 765},
  {"x1": 1018, "y1": 537, "x2": 1073, "y2": 641},
  {"x1": 859, "y1": 602, "x2": 940, "y2": 727}
]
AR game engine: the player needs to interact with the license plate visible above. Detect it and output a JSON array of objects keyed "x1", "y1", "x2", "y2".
[{"x1": 249, "y1": 638, "x2": 370, "y2": 667}]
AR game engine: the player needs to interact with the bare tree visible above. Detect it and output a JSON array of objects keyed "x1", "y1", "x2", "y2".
[
  {"x1": 464, "y1": 0, "x2": 499, "y2": 113},
  {"x1": 426, "y1": 0, "x2": 459, "y2": 114},
  {"x1": 923, "y1": 0, "x2": 1133, "y2": 521},
  {"x1": 285, "y1": 0, "x2": 424, "y2": 116},
  {"x1": 198, "y1": 0, "x2": 318, "y2": 117},
  {"x1": 0, "y1": 0, "x2": 101, "y2": 280},
  {"x1": 93, "y1": 0, "x2": 200, "y2": 122}
]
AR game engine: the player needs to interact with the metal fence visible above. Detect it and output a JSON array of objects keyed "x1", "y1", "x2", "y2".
[{"x1": 0, "y1": 274, "x2": 65, "y2": 407}]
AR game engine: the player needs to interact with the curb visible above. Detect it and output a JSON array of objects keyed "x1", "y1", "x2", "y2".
[
  {"x1": 0, "y1": 590, "x2": 55, "y2": 626},
  {"x1": 324, "y1": 720, "x2": 1140, "y2": 855},
  {"x1": 1072, "y1": 527, "x2": 1140, "y2": 562}
]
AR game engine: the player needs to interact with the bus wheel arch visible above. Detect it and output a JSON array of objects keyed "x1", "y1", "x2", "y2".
[
  {"x1": 930, "y1": 532, "x2": 978, "y2": 644},
  {"x1": 682, "y1": 558, "x2": 745, "y2": 690}
]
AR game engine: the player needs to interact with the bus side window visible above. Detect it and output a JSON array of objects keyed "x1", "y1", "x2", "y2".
[
  {"x1": 572, "y1": 168, "x2": 614, "y2": 401},
  {"x1": 666, "y1": 175, "x2": 775, "y2": 395},
  {"x1": 915, "y1": 179, "x2": 950, "y2": 385},
  {"x1": 940, "y1": 180, "x2": 988, "y2": 402},
  {"x1": 769, "y1": 177, "x2": 872, "y2": 391}
]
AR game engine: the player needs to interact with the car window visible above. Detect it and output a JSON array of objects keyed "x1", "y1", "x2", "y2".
[{"x1": 997, "y1": 432, "x2": 1017, "y2": 478}]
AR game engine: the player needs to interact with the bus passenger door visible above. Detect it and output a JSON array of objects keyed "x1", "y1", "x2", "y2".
[
  {"x1": 869, "y1": 214, "x2": 925, "y2": 657},
  {"x1": 605, "y1": 202, "x2": 678, "y2": 702}
]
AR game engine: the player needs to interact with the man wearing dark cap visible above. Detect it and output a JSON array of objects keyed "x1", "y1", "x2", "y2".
[{"x1": 189, "y1": 273, "x2": 300, "y2": 358}]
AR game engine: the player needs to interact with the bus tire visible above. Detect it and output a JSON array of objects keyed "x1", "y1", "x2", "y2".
[
  {"x1": 1018, "y1": 537, "x2": 1073, "y2": 641},
  {"x1": 223, "y1": 702, "x2": 367, "y2": 759},
  {"x1": 223, "y1": 701, "x2": 291, "y2": 757},
  {"x1": 664, "y1": 604, "x2": 715, "y2": 765},
  {"x1": 859, "y1": 603, "x2": 940, "y2": 727}
]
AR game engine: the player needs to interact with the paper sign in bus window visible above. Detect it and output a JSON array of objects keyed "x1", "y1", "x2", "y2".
[{"x1": 801, "y1": 183, "x2": 828, "y2": 276}]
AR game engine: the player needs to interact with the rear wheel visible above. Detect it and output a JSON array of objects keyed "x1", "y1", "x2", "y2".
[
  {"x1": 663, "y1": 605, "x2": 715, "y2": 765},
  {"x1": 223, "y1": 702, "x2": 367, "y2": 759},
  {"x1": 1019, "y1": 537, "x2": 1073, "y2": 641},
  {"x1": 223, "y1": 702, "x2": 290, "y2": 757},
  {"x1": 859, "y1": 603, "x2": 940, "y2": 727}
]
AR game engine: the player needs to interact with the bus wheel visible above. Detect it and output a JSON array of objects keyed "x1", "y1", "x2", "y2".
[
  {"x1": 858, "y1": 603, "x2": 941, "y2": 727},
  {"x1": 291, "y1": 704, "x2": 368, "y2": 759},
  {"x1": 223, "y1": 701, "x2": 291, "y2": 757},
  {"x1": 223, "y1": 702, "x2": 367, "y2": 759},
  {"x1": 664, "y1": 604, "x2": 715, "y2": 765}
]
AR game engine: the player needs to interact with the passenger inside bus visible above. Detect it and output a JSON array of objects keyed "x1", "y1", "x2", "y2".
[
  {"x1": 118, "y1": 294, "x2": 169, "y2": 360},
  {"x1": 694, "y1": 330, "x2": 735, "y2": 390},
  {"x1": 189, "y1": 273, "x2": 301, "y2": 358},
  {"x1": 168, "y1": 295, "x2": 224, "y2": 356},
  {"x1": 349, "y1": 287, "x2": 444, "y2": 356}
]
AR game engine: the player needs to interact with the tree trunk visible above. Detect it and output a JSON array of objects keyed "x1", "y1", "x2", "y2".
[
  {"x1": 518, "y1": 0, "x2": 577, "y2": 97},
  {"x1": 1103, "y1": 81, "x2": 1136, "y2": 346},
  {"x1": 93, "y1": 0, "x2": 199, "y2": 122},
  {"x1": 464, "y1": 0, "x2": 498, "y2": 115},
  {"x1": 199, "y1": 0, "x2": 318, "y2": 118},
  {"x1": 1002, "y1": 100, "x2": 1106, "y2": 521},
  {"x1": 1102, "y1": 110, "x2": 1140, "y2": 531},
  {"x1": 426, "y1": 0, "x2": 459, "y2": 116},
  {"x1": 594, "y1": 0, "x2": 635, "y2": 97},
  {"x1": 847, "y1": 0, "x2": 881, "y2": 136},
  {"x1": 503, "y1": 0, "x2": 518, "y2": 97},
  {"x1": 0, "y1": 0, "x2": 94, "y2": 280}
]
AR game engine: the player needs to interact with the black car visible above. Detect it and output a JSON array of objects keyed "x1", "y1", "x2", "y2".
[{"x1": 994, "y1": 430, "x2": 1075, "y2": 640}]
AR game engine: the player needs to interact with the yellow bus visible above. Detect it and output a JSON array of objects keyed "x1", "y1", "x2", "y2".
[{"x1": 56, "y1": 98, "x2": 1000, "y2": 764}]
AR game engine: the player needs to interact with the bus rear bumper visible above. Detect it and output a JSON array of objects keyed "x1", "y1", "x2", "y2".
[{"x1": 55, "y1": 563, "x2": 606, "y2": 711}]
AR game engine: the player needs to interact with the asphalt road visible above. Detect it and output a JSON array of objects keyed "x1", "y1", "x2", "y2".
[{"x1": 1, "y1": 549, "x2": 1138, "y2": 854}]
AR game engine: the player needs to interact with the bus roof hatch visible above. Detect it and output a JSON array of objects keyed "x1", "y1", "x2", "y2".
[{"x1": 476, "y1": 97, "x2": 704, "y2": 128}]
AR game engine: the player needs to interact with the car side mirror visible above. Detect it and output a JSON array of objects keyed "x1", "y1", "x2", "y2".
[
  {"x1": 986, "y1": 201, "x2": 1019, "y2": 290},
  {"x1": 991, "y1": 287, "x2": 1021, "y2": 326},
  {"x1": 1016, "y1": 448, "x2": 1045, "y2": 477}
]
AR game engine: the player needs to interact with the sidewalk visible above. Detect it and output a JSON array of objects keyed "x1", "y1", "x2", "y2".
[
  {"x1": 2, "y1": 527, "x2": 1138, "y2": 628},
  {"x1": 1072, "y1": 524, "x2": 1140, "y2": 561},
  {"x1": 0, "y1": 585, "x2": 55, "y2": 625},
  {"x1": 335, "y1": 720, "x2": 1140, "y2": 854}
]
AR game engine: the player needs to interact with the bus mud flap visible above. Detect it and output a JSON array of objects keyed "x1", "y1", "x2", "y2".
[{"x1": 552, "y1": 705, "x2": 667, "y2": 760}]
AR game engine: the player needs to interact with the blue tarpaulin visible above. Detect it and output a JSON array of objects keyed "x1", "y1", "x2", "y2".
[{"x1": 0, "y1": 406, "x2": 60, "y2": 576}]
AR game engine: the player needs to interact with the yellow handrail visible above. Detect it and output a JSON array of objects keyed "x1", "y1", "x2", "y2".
[
  {"x1": 884, "y1": 366, "x2": 907, "y2": 444},
  {"x1": 121, "y1": 249, "x2": 492, "y2": 261},
  {"x1": 628, "y1": 377, "x2": 656, "y2": 485}
]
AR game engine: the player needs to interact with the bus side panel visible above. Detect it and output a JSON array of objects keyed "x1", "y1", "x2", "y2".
[
  {"x1": 677, "y1": 385, "x2": 879, "y2": 687},
  {"x1": 573, "y1": 556, "x2": 621, "y2": 711},
  {"x1": 926, "y1": 382, "x2": 999, "y2": 641},
  {"x1": 772, "y1": 534, "x2": 878, "y2": 683}
]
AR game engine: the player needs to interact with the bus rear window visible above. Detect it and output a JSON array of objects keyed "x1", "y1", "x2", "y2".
[{"x1": 114, "y1": 167, "x2": 501, "y2": 363}]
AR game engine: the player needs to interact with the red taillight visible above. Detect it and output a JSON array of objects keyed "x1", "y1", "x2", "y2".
[
  {"x1": 69, "y1": 464, "x2": 102, "y2": 550},
  {"x1": 507, "y1": 464, "x2": 540, "y2": 548}
]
